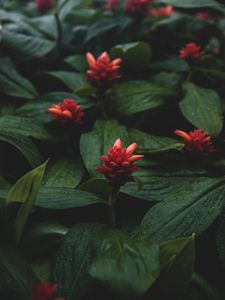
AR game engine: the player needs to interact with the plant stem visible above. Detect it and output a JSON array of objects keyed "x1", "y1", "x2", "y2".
[
  {"x1": 108, "y1": 189, "x2": 118, "y2": 228},
  {"x1": 96, "y1": 90, "x2": 108, "y2": 119},
  {"x1": 54, "y1": 12, "x2": 62, "y2": 57}
]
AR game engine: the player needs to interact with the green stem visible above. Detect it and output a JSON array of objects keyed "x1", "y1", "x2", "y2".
[
  {"x1": 108, "y1": 189, "x2": 118, "y2": 228},
  {"x1": 96, "y1": 91, "x2": 109, "y2": 119},
  {"x1": 54, "y1": 12, "x2": 62, "y2": 57}
]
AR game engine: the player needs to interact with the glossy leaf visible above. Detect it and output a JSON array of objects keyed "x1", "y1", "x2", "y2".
[
  {"x1": 140, "y1": 176, "x2": 225, "y2": 243},
  {"x1": 179, "y1": 83, "x2": 223, "y2": 136},
  {"x1": 52, "y1": 223, "x2": 108, "y2": 300},
  {"x1": 90, "y1": 230, "x2": 160, "y2": 298},
  {"x1": 0, "y1": 57, "x2": 38, "y2": 99},
  {"x1": 110, "y1": 42, "x2": 152, "y2": 72},
  {"x1": 6, "y1": 161, "x2": 47, "y2": 243},
  {"x1": 113, "y1": 81, "x2": 175, "y2": 116},
  {"x1": 35, "y1": 187, "x2": 107, "y2": 209},
  {"x1": 128, "y1": 129, "x2": 182, "y2": 153}
]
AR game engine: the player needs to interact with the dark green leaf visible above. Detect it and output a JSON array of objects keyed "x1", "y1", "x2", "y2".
[
  {"x1": 158, "y1": 236, "x2": 195, "y2": 299},
  {"x1": 179, "y1": 83, "x2": 223, "y2": 136},
  {"x1": 36, "y1": 187, "x2": 107, "y2": 209},
  {"x1": 216, "y1": 209, "x2": 225, "y2": 269},
  {"x1": 52, "y1": 223, "x2": 108, "y2": 300},
  {"x1": 128, "y1": 129, "x2": 182, "y2": 153},
  {"x1": 0, "y1": 57, "x2": 38, "y2": 99},
  {"x1": 0, "y1": 247, "x2": 34, "y2": 299},
  {"x1": 43, "y1": 158, "x2": 84, "y2": 188},
  {"x1": 90, "y1": 230, "x2": 160, "y2": 298},
  {"x1": 112, "y1": 81, "x2": 175, "y2": 116},
  {"x1": 110, "y1": 42, "x2": 152, "y2": 72},
  {"x1": 140, "y1": 177, "x2": 225, "y2": 243}
]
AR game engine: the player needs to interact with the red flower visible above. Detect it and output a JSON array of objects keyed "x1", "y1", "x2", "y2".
[
  {"x1": 86, "y1": 52, "x2": 122, "y2": 90},
  {"x1": 174, "y1": 129, "x2": 215, "y2": 155},
  {"x1": 31, "y1": 282, "x2": 64, "y2": 300},
  {"x1": 47, "y1": 99, "x2": 84, "y2": 125},
  {"x1": 149, "y1": 5, "x2": 173, "y2": 18},
  {"x1": 125, "y1": 0, "x2": 151, "y2": 17},
  {"x1": 179, "y1": 43, "x2": 205, "y2": 61},
  {"x1": 104, "y1": 0, "x2": 119, "y2": 10},
  {"x1": 36, "y1": 0, "x2": 53, "y2": 13},
  {"x1": 97, "y1": 138, "x2": 144, "y2": 186},
  {"x1": 195, "y1": 11, "x2": 213, "y2": 22}
]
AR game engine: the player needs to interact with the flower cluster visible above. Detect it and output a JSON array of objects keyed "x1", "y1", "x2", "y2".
[
  {"x1": 36, "y1": 0, "x2": 53, "y2": 13},
  {"x1": 86, "y1": 52, "x2": 122, "y2": 90},
  {"x1": 47, "y1": 99, "x2": 84, "y2": 126},
  {"x1": 149, "y1": 5, "x2": 173, "y2": 18},
  {"x1": 174, "y1": 129, "x2": 215, "y2": 155},
  {"x1": 125, "y1": 0, "x2": 151, "y2": 17},
  {"x1": 104, "y1": 0, "x2": 119, "y2": 10},
  {"x1": 31, "y1": 282, "x2": 64, "y2": 300},
  {"x1": 97, "y1": 138, "x2": 144, "y2": 186},
  {"x1": 179, "y1": 43, "x2": 204, "y2": 61}
]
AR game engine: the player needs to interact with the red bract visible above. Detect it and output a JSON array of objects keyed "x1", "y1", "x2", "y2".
[
  {"x1": 195, "y1": 11, "x2": 213, "y2": 22},
  {"x1": 104, "y1": 0, "x2": 119, "y2": 10},
  {"x1": 125, "y1": 0, "x2": 151, "y2": 17},
  {"x1": 36, "y1": 0, "x2": 53, "y2": 13},
  {"x1": 174, "y1": 129, "x2": 215, "y2": 155},
  {"x1": 47, "y1": 99, "x2": 84, "y2": 125},
  {"x1": 31, "y1": 283, "x2": 64, "y2": 300},
  {"x1": 149, "y1": 5, "x2": 173, "y2": 18},
  {"x1": 86, "y1": 52, "x2": 122, "y2": 90},
  {"x1": 179, "y1": 43, "x2": 204, "y2": 61},
  {"x1": 97, "y1": 138, "x2": 144, "y2": 186}
]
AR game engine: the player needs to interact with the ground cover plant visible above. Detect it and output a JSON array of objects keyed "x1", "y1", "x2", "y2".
[{"x1": 1, "y1": 0, "x2": 225, "y2": 299}]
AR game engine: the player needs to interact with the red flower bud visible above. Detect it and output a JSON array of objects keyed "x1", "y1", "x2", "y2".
[
  {"x1": 174, "y1": 129, "x2": 215, "y2": 155},
  {"x1": 47, "y1": 99, "x2": 84, "y2": 126},
  {"x1": 103, "y1": 0, "x2": 120, "y2": 10},
  {"x1": 195, "y1": 11, "x2": 213, "y2": 22},
  {"x1": 36, "y1": 0, "x2": 54, "y2": 14},
  {"x1": 31, "y1": 282, "x2": 64, "y2": 300},
  {"x1": 86, "y1": 52, "x2": 122, "y2": 90},
  {"x1": 149, "y1": 5, "x2": 173, "y2": 18},
  {"x1": 125, "y1": 0, "x2": 151, "y2": 17},
  {"x1": 179, "y1": 43, "x2": 205, "y2": 61},
  {"x1": 97, "y1": 138, "x2": 144, "y2": 186}
]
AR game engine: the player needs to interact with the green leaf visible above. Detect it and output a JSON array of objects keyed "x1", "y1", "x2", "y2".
[
  {"x1": 121, "y1": 163, "x2": 209, "y2": 201},
  {"x1": 160, "y1": 0, "x2": 225, "y2": 12},
  {"x1": 65, "y1": 55, "x2": 88, "y2": 72},
  {"x1": 52, "y1": 223, "x2": 108, "y2": 300},
  {"x1": 0, "y1": 131, "x2": 43, "y2": 167},
  {"x1": 58, "y1": 0, "x2": 82, "y2": 20},
  {"x1": 31, "y1": 259, "x2": 51, "y2": 282},
  {"x1": 36, "y1": 187, "x2": 106, "y2": 209},
  {"x1": 186, "y1": 273, "x2": 223, "y2": 300},
  {"x1": 216, "y1": 209, "x2": 225, "y2": 269},
  {"x1": 0, "y1": 57, "x2": 38, "y2": 99},
  {"x1": 80, "y1": 119, "x2": 129, "y2": 177},
  {"x1": 0, "y1": 115, "x2": 52, "y2": 141},
  {"x1": 78, "y1": 178, "x2": 112, "y2": 197},
  {"x1": 110, "y1": 42, "x2": 152, "y2": 72},
  {"x1": 112, "y1": 81, "x2": 175, "y2": 116},
  {"x1": 0, "y1": 247, "x2": 34, "y2": 300},
  {"x1": 43, "y1": 158, "x2": 84, "y2": 188},
  {"x1": 2, "y1": 25, "x2": 56, "y2": 60},
  {"x1": 46, "y1": 71, "x2": 92, "y2": 93},
  {"x1": 128, "y1": 129, "x2": 183, "y2": 153},
  {"x1": 158, "y1": 236, "x2": 195, "y2": 299},
  {"x1": 21, "y1": 221, "x2": 68, "y2": 259},
  {"x1": 140, "y1": 177, "x2": 225, "y2": 243},
  {"x1": 90, "y1": 230, "x2": 160, "y2": 298},
  {"x1": 85, "y1": 18, "x2": 118, "y2": 42},
  {"x1": 6, "y1": 161, "x2": 47, "y2": 244},
  {"x1": 179, "y1": 83, "x2": 223, "y2": 136}
]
